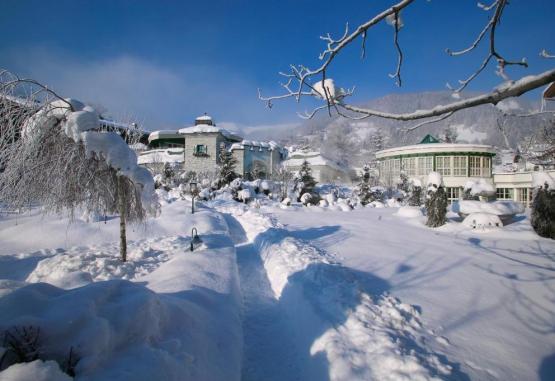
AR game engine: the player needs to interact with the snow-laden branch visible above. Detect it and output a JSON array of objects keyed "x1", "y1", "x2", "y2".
[
  {"x1": 340, "y1": 68, "x2": 555, "y2": 120},
  {"x1": 259, "y1": 0, "x2": 551, "y2": 127}
]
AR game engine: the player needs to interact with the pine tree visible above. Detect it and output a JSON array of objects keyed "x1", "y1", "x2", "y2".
[
  {"x1": 218, "y1": 149, "x2": 238, "y2": 187},
  {"x1": 357, "y1": 165, "x2": 373, "y2": 205},
  {"x1": 531, "y1": 183, "x2": 555, "y2": 239},
  {"x1": 425, "y1": 172, "x2": 448, "y2": 227},
  {"x1": 408, "y1": 181, "x2": 422, "y2": 206},
  {"x1": 297, "y1": 160, "x2": 317, "y2": 201}
]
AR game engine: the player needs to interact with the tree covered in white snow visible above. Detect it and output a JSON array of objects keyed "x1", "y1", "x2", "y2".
[
  {"x1": 530, "y1": 173, "x2": 555, "y2": 239},
  {"x1": 295, "y1": 160, "x2": 318, "y2": 201},
  {"x1": 0, "y1": 70, "x2": 157, "y2": 261},
  {"x1": 407, "y1": 178, "x2": 422, "y2": 206},
  {"x1": 218, "y1": 148, "x2": 238, "y2": 187},
  {"x1": 425, "y1": 172, "x2": 448, "y2": 228}
]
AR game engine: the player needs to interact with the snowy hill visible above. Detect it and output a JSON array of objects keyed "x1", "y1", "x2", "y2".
[{"x1": 246, "y1": 91, "x2": 551, "y2": 168}]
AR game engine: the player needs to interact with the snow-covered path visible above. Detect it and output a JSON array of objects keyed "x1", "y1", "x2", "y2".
[
  {"x1": 215, "y1": 201, "x2": 463, "y2": 381},
  {"x1": 223, "y1": 212, "x2": 302, "y2": 381}
]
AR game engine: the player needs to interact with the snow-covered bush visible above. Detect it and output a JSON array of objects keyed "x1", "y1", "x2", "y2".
[
  {"x1": 531, "y1": 172, "x2": 555, "y2": 239},
  {"x1": 238, "y1": 188, "x2": 252, "y2": 203},
  {"x1": 300, "y1": 192, "x2": 313, "y2": 206},
  {"x1": 463, "y1": 179, "x2": 495, "y2": 200},
  {"x1": 407, "y1": 178, "x2": 422, "y2": 206},
  {"x1": 319, "y1": 199, "x2": 329, "y2": 207},
  {"x1": 281, "y1": 197, "x2": 292, "y2": 206},
  {"x1": 425, "y1": 172, "x2": 448, "y2": 228},
  {"x1": 462, "y1": 212, "x2": 503, "y2": 230}
]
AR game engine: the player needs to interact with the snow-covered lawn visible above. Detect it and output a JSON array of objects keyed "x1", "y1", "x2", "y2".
[
  {"x1": 262, "y1": 204, "x2": 555, "y2": 381},
  {"x1": 0, "y1": 195, "x2": 242, "y2": 381},
  {"x1": 1, "y1": 194, "x2": 554, "y2": 381}
]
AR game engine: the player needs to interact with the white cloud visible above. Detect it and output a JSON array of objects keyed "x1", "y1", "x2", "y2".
[{"x1": 0, "y1": 46, "x2": 294, "y2": 130}]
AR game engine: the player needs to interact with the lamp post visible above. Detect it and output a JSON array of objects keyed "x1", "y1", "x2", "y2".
[{"x1": 190, "y1": 181, "x2": 199, "y2": 214}]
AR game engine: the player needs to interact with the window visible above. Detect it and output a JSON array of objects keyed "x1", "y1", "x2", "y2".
[
  {"x1": 481, "y1": 157, "x2": 491, "y2": 177},
  {"x1": 436, "y1": 156, "x2": 451, "y2": 176},
  {"x1": 518, "y1": 188, "x2": 532, "y2": 205},
  {"x1": 392, "y1": 159, "x2": 401, "y2": 178},
  {"x1": 194, "y1": 144, "x2": 208, "y2": 156},
  {"x1": 453, "y1": 156, "x2": 467, "y2": 177},
  {"x1": 417, "y1": 156, "x2": 433, "y2": 176},
  {"x1": 496, "y1": 188, "x2": 513, "y2": 200},
  {"x1": 445, "y1": 187, "x2": 460, "y2": 201},
  {"x1": 402, "y1": 157, "x2": 416, "y2": 176},
  {"x1": 469, "y1": 156, "x2": 481, "y2": 177}
]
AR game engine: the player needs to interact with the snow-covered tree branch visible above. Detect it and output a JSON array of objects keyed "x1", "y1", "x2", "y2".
[{"x1": 258, "y1": 0, "x2": 555, "y2": 125}]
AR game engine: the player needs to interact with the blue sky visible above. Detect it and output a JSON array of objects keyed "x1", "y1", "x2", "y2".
[{"x1": 1, "y1": 0, "x2": 554, "y2": 130}]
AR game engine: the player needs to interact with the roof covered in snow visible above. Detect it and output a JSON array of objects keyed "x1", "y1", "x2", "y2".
[
  {"x1": 284, "y1": 150, "x2": 346, "y2": 171},
  {"x1": 376, "y1": 143, "x2": 496, "y2": 159},
  {"x1": 178, "y1": 125, "x2": 242, "y2": 141},
  {"x1": 229, "y1": 139, "x2": 285, "y2": 153},
  {"x1": 148, "y1": 130, "x2": 182, "y2": 143}
]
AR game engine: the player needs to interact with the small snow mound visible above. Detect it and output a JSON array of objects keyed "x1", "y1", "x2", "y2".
[
  {"x1": 1, "y1": 360, "x2": 72, "y2": 381},
  {"x1": 396, "y1": 206, "x2": 423, "y2": 218},
  {"x1": 464, "y1": 179, "x2": 495, "y2": 196},
  {"x1": 462, "y1": 213, "x2": 503, "y2": 231},
  {"x1": 369, "y1": 201, "x2": 385, "y2": 208},
  {"x1": 453, "y1": 200, "x2": 524, "y2": 215}
]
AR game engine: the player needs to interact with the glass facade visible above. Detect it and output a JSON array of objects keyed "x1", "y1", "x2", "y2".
[{"x1": 379, "y1": 154, "x2": 492, "y2": 181}]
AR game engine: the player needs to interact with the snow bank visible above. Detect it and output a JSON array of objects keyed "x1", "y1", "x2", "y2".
[
  {"x1": 0, "y1": 205, "x2": 242, "y2": 381},
  {"x1": 462, "y1": 213, "x2": 503, "y2": 231},
  {"x1": 1, "y1": 360, "x2": 71, "y2": 381},
  {"x1": 396, "y1": 206, "x2": 423, "y2": 218},
  {"x1": 453, "y1": 200, "x2": 524, "y2": 215},
  {"x1": 464, "y1": 178, "x2": 495, "y2": 196}
]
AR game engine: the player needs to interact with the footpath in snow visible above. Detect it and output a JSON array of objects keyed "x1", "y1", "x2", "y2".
[{"x1": 212, "y1": 200, "x2": 465, "y2": 381}]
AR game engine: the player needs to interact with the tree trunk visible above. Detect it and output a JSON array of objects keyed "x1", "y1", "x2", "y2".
[{"x1": 117, "y1": 176, "x2": 127, "y2": 262}]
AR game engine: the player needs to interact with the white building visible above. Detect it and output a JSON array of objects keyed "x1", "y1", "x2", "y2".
[
  {"x1": 376, "y1": 134, "x2": 555, "y2": 206},
  {"x1": 284, "y1": 150, "x2": 350, "y2": 183}
]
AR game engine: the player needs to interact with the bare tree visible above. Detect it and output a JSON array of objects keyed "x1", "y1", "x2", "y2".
[
  {"x1": 0, "y1": 70, "x2": 158, "y2": 261},
  {"x1": 259, "y1": 0, "x2": 555, "y2": 127}
]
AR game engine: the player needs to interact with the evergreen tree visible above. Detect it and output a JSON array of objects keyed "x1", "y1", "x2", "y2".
[
  {"x1": 357, "y1": 165, "x2": 372, "y2": 205},
  {"x1": 408, "y1": 181, "x2": 422, "y2": 206},
  {"x1": 425, "y1": 172, "x2": 448, "y2": 227},
  {"x1": 531, "y1": 182, "x2": 555, "y2": 239},
  {"x1": 297, "y1": 160, "x2": 317, "y2": 201},
  {"x1": 218, "y1": 149, "x2": 238, "y2": 187}
]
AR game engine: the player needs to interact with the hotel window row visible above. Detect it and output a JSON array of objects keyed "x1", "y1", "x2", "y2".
[{"x1": 379, "y1": 155, "x2": 491, "y2": 179}]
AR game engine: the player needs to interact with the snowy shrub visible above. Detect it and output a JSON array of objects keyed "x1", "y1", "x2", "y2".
[
  {"x1": 531, "y1": 173, "x2": 555, "y2": 239},
  {"x1": 464, "y1": 179, "x2": 495, "y2": 200},
  {"x1": 319, "y1": 199, "x2": 329, "y2": 207},
  {"x1": 260, "y1": 180, "x2": 270, "y2": 195},
  {"x1": 0, "y1": 360, "x2": 72, "y2": 381},
  {"x1": 408, "y1": 178, "x2": 422, "y2": 206},
  {"x1": 462, "y1": 212, "x2": 502, "y2": 230},
  {"x1": 425, "y1": 172, "x2": 448, "y2": 228},
  {"x1": 300, "y1": 192, "x2": 313, "y2": 206},
  {"x1": 281, "y1": 197, "x2": 292, "y2": 206},
  {"x1": 238, "y1": 189, "x2": 252, "y2": 203}
]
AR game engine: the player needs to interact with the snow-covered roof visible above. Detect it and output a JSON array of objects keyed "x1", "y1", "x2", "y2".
[
  {"x1": 138, "y1": 148, "x2": 185, "y2": 164},
  {"x1": 148, "y1": 130, "x2": 182, "y2": 143},
  {"x1": 196, "y1": 114, "x2": 213, "y2": 121},
  {"x1": 178, "y1": 125, "x2": 242, "y2": 141},
  {"x1": 376, "y1": 143, "x2": 496, "y2": 159},
  {"x1": 284, "y1": 152, "x2": 346, "y2": 172},
  {"x1": 229, "y1": 139, "x2": 284, "y2": 152}
]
